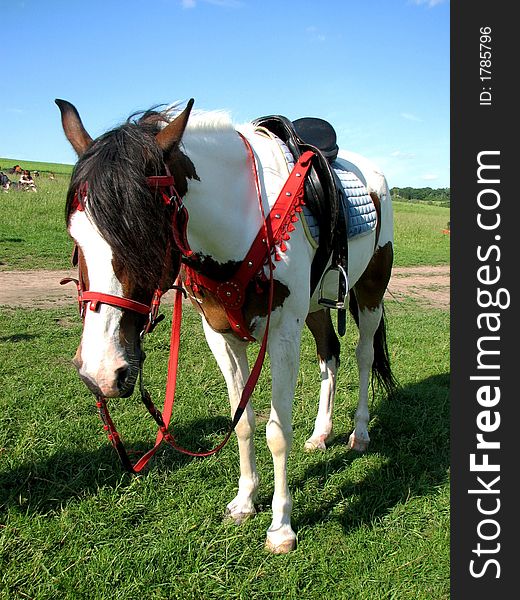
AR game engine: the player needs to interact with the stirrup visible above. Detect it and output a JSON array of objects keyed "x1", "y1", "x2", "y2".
[
  {"x1": 318, "y1": 264, "x2": 349, "y2": 310},
  {"x1": 318, "y1": 264, "x2": 348, "y2": 336}
]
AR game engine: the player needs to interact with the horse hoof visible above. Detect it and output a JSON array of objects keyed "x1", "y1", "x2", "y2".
[
  {"x1": 224, "y1": 503, "x2": 256, "y2": 525},
  {"x1": 304, "y1": 437, "x2": 327, "y2": 452},
  {"x1": 265, "y1": 537, "x2": 296, "y2": 554},
  {"x1": 304, "y1": 431, "x2": 331, "y2": 452},
  {"x1": 348, "y1": 432, "x2": 369, "y2": 452},
  {"x1": 224, "y1": 510, "x2": 255, "y2": 525}
]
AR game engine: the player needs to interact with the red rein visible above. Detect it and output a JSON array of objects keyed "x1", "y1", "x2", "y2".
[{"x1": 65, "y1": 140, "x2": 315, "y2": 473}]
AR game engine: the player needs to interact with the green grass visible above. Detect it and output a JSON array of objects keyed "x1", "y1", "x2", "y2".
[
  {"x1": 0, "y1": 159, "x2": 450, "y2": 596},
  {"x1": 392, "y1": 201, "x2": 450, "y2": 267},
  {"x1": 0, "y1": 173, "x2": 72, "y2": 270},
  {"x1": 0, "y1": 299, "x2": 449, "y2": 599},
  {"x1": 0, "y1": 166, "x2": 450, "y2": 272}
]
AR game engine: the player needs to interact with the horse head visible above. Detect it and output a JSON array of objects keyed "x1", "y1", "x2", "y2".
[{"x1": 56, "y1": 98, "x2": 195, "y2": 398}]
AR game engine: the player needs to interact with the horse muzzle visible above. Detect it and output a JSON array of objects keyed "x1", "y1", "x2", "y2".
[{"x1": 73, "y1": 353, "x2": 140, "y2": 398}]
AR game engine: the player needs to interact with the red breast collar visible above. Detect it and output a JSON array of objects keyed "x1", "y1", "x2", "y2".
[{"x1": 183, "y1": 137, "x2": 315, "y2": 341}]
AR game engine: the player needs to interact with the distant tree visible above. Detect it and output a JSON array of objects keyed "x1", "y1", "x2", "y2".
[{"x1": 391, "y1": 186, "x2": 450, "y2": 204}]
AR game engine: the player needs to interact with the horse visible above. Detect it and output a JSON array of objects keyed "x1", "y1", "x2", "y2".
[{"x1": 56, "y1": 98, "x2": 397, "y2": 554}]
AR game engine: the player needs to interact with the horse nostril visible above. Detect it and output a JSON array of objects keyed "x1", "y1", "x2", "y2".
[{"x1": 116, "y1": 366, "x2": 130, "y2": 391}]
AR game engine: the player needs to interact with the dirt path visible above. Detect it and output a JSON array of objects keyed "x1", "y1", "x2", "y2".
[
  {"x1": 0, "y1": 265, "x2": 449, "y2": 310},
  {"x1": 385, "y1": 264, "x2": 449, "y2": 309}
]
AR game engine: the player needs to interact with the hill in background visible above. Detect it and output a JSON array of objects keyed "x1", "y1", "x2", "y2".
[{"x1": 0, "y1": 157, "x2": 74, "y2": 176}]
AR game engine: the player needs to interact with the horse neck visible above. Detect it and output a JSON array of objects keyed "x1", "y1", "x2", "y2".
[{"x1": 181, "y1": 124, "x2": 264, "y2": 264}]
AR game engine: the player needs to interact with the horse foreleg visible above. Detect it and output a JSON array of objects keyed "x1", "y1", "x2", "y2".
[
  {"x1": 201, "y1": 318, "x2": 258, "y2": 523},
  {"x1": 348, "y1": 304, "x2": 383, "y2": 452},
  {"x1": 264, "y1": 318, "x2": 303, "y2": 554},
  {"x1": 304, "y1": 309, "x2": 340, "y2": 451}
]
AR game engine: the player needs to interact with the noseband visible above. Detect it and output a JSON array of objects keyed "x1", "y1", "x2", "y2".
[{"x1": 61, "y1": 173, "x2": 189, "y2": 335}]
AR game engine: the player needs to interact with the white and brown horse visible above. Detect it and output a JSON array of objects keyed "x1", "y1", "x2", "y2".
[{"x1": 56, "y1": 98, "x2": 396, "y2": 554}]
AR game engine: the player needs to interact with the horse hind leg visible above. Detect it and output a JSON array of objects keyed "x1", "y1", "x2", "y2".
[
  {"x1": 348, "y1": 299, "x2": 382, "y2": 451},
  {"x1": 304, "y1": 309, "x2": 340, "y2": 451},
  {"x1": 348, "y1": 243, "x2": 396, "y2": 452}
]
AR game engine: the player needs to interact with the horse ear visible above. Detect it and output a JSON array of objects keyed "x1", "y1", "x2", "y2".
[
  {"x1": 156, "y1": 98, "x2": 194, "y2": 153},
  {"x1": 55, "y1": 99, "x2": 93, "y2": 156}
]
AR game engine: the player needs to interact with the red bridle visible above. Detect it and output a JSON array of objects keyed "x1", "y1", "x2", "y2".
[
  {"x1": 61, "y1": 173, "x2": 188, "y2": 335},
  {"x1": 63, "y1": 138, "x2": 315, "y2": 474}
]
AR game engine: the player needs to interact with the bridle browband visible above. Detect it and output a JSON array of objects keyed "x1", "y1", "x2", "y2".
[
  {"x1": 63, "y1": 135, "x2": 315, "y2": 473},
  {"x1": 61, "y1": 173, "x2": 187, "y2": 335}
]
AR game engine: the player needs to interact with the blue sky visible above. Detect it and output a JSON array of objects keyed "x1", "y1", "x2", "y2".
[{"x1": 1, "y1": 0, "x2": 449, "y2": 188}]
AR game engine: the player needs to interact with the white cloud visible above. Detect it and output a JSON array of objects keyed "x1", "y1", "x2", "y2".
[
  {"x1": 390, "y1": 150, "x2": 416, "y2": 159},
  {"x1": 410, "y1": 0, "x2": 448, "y2": 7},
  {"x1": 400, "y1": 112, "x2": 423, "y2": 122},
  {"x1": 306, "y1": 26, "x2": 326, "y2": 42},
  {"x1": 181, "y1": 0, "x2": 243, "y2": 8},
  {"x1": 421, "y1": 173, "x2": 439, "y2": 181}
]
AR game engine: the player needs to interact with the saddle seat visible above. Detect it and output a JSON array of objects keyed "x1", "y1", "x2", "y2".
[{"x1": 292, "y1": 117, "x2": 339, "y2": 163}]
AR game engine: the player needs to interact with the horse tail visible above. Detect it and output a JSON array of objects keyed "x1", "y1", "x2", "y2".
[
  {"x1": 348, "y1": 293, "x2": 398, "y2": 398},
  {"x1": 372, "y1": 303, "x2": 399, "y2": 397}
]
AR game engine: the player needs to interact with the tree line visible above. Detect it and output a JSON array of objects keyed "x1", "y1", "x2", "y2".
[{"x1": 391, "y1": 187, "x2": 450, "y2": 204}]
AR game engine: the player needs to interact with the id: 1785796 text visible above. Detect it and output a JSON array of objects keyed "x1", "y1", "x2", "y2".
[{"x1": 480, "y1": 26, "x2": 492, "y2": 106}]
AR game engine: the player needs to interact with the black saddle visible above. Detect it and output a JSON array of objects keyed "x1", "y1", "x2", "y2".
[
  {"x1": 252, "y1": 115, "x2": 346, "y2": 299},
  {"x1": 292, "y1": 117, "x2": 339, "y2": 163}
]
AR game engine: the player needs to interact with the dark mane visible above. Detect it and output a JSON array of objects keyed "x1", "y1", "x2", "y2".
[{"x1": 66, "y1": 109, "x2": 175, "y2": 290}]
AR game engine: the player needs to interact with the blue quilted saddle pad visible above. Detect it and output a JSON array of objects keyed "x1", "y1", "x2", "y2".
[
  {"x1": 333, "y1": 161, "x2": 377, "y2": 240},
  {"x1": 269, "y1": 133, "x2": 377, "y2": 243}
]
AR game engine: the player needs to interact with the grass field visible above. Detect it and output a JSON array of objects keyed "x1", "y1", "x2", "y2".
[
  {"x1": 0, "y1": 301, "x2": 449, "y2": 599},
  {"x1": 0, "y1": 171, "x2": 450, "y2": 271},
  {"x1": 0, "y1": 171, "x2": 72, "y2": 271},
  {"x1": 391, "y1": 201, "x2": 450, "y2": 267},
  {"x1": 0, "y1": 161, "x2": 450, "y2": 599},
  {"x1": 0, "y1": 157, "x2": 74, "y2": 176}
]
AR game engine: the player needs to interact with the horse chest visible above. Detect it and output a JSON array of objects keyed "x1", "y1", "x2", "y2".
[{"x1": 183, "y1": 267, "x2": 290, "y2": 338}]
